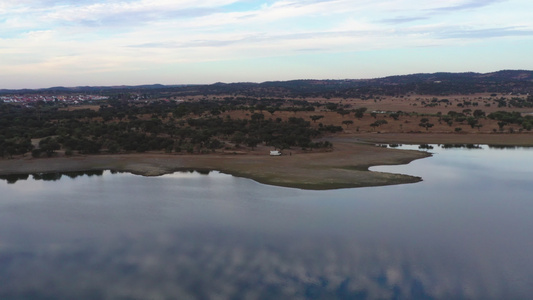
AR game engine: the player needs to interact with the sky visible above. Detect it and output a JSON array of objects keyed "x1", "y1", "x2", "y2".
[{"x1": 1, "y1": 0, "x2": 533, "y2": 89}]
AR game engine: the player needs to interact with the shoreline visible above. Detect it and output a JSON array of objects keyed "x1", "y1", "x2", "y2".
[
  {"x1": 0, "y1": 138, "x2": 430, "y2": 190},
  {"x1": 1, "y1": 133, "x2": 530, "y2": 190},
  {"x1": 350, "y1": 132, "x2": 533, "y2": 147}
]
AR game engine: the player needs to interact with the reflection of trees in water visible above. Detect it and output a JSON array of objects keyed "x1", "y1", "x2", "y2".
[
  {"x1": 32, "y1": 172, "x2": 63, "y2": 181},
  {"x1": 0, "y1": 169, "x2": 214, "y2": 184},
  {"x1": 487, "y1": 145, "x2": 527, "y2": 149},
  {"x1": 0, "y1": 231, "x2": 509, "y2": 300},
  {"x1": 0, "y1": 173, "x2": 29, "y2": 184},
  {"x1": 441, "y1": 144, "x2": 483, "y2": 149},
  {"x1": 441, "y1": 144, "x2": 533, "y2": 150},
  {"x1": 178, "y1": 168, "x2": 211, "y2": 175},
  {"x1": 0, "y1": 170, "x2": 105, "y2": 184}
]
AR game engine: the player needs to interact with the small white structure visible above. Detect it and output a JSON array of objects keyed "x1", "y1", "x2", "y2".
[{"x1": 270, "y1": 150, "x2": 281, "y2": 156}]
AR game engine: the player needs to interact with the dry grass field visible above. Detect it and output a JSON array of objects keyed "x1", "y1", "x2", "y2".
[
  {"x1": 64, "y1": 93, "x2": 533, "y2": 138},
  {"x1": 214, "y1": 94, "x2": 533, "y2": 139},
  {"x1": 49, "y1": 92, "x2": 533, "y2": 149}
]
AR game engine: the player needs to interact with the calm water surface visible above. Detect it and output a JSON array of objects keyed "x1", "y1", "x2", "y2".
[{"x1": 0, "y1": 145, "x2": 532, "y2": 299}]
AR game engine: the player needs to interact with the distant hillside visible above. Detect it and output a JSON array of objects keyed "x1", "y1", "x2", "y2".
[
  {"x1": 164, "y1": 70, "x2": 533, "y2": 97},
  {"x1": 2, "y1": 70, "x2": 532, "y2": 97},
  {"x1": 0, "y1": 84, "x2": 185, "y2": 95}
]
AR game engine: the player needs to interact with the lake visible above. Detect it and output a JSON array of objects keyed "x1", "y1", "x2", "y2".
[{"x1": 0, "y1": 145, "x2": 532, "y2": 299}]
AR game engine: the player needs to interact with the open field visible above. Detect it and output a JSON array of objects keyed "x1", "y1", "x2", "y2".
[
  {"x1": 193, "y1": 92, "x2": 533, "y2": 114},
  {"x1": 189, "y1": 93, "x2": 533, "y2": 135},
  {"x1": 60, "y1": 93, "x2": 533, "y2": 135},
  {"x1": 222, "y1": 109, "x2": 531, "y2": 135}
]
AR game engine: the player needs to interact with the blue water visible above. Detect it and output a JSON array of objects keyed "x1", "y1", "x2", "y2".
[{"x1": 0, "y1": 145, "x2": 532, "y2": 299}]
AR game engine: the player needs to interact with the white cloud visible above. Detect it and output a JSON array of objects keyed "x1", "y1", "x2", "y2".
[{"x1": 1, "y1": 0, "x2": 533, "y2": 88}]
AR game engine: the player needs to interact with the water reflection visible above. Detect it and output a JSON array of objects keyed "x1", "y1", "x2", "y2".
[
  {"x1": 0, "y1": 170, "x2": 106, "y2": 184},
  {"x1": 381, "y1": 143, "x2": 532, "y2": 150},
  {"x1": 441, "y1": 143, "x2": 482, "y2": 149},
  {"x1": 1, "y1": 147, "x2": 533, "y2": 299},
  {"x1": 487, "y1": 145, "x2": 527, "y2": 149},
  {"x1": 0, "y1": 169, "x2": 214, "y2": 184},
  {"x1": 0, "y1": 173, "x2": 30, "y2": 184},
  {"x1": 2, "y1": 225, "x2": 528, "y2": 300},
  {"x1": 0, "y1": 231, "x2": 485, "y2": 299}
]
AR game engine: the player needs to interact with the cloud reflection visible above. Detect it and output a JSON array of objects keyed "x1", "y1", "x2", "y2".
[{"x1": 0, "y1": 230, "x2": 522, "y2": 299}]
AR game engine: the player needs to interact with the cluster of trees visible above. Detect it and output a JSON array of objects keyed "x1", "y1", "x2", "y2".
[
  {"x1": 419, "y1": 118, "x2": 434, "y2": 131},
  {"x1": 0, "y1": 99, "x2": 337, "y2": 158},
  {"x1": 498, "y1": 96, "x2": 533, "y2": 108},
  {"x1": 0, "y1": 137, "x2": 33, "y2": 158},
  {"x1": 434, "y1": 109, "x2": 487, "y2": 130},
  {"x1": 509, "y1": 98, "x2": 528, "y2": 108},
  {"x1": 370, "y1": 119, "x2": 388, "y2": 130},
  {"x1": 430, "y1": 109, "x2": 533, "y2": 132},
  {"x1": 488, "y1": 111, "x2": 533, "y2": 131}
]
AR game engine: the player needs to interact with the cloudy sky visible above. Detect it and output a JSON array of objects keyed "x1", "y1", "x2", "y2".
[{"x1": 1, "y1": 0, "x2": 533, "y2": 89}]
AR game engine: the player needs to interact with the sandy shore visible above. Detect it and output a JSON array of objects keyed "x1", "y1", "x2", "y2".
[
  {"x1": 2, "y1": 133, "x2": 530, "y2": 189},
  {"x1": 0, "y1": 138, "x2": 431, "y2": 190}
]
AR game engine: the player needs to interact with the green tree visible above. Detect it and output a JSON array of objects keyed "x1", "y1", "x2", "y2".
[
  {"x1": 342, "y1": 120, "x2": 354, "y2": 127},
  {"x1": 267, "y1": 107, "x2": 278, "y2": 116},
  {"x1": 337, "y1": 109, "x2": 350, "y2": 118},
  {"x1": 473, "y1": 109, "x2": 485, "y2": 118},
  {"x1": 310, "y1": 115, "x2": 324, "y2": 123},
  {"x1": 354, "y1": 107, "x2": 367, "y2": 119},
  {"x1": 419, "y1": 118, "x2": 434, "y2": 131},
  {"x1": 467, "y1": 117, "x2": 479, "y2": 128},
  {"x1": 370, "y1": 119, "x2": 388, "y2": 131},
  {"x1": 39, "y1": 137, "x2": 61, "y2": 157},
  {"x1": 246, "y1": 137, "x2": 261, "y2": 150}
]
